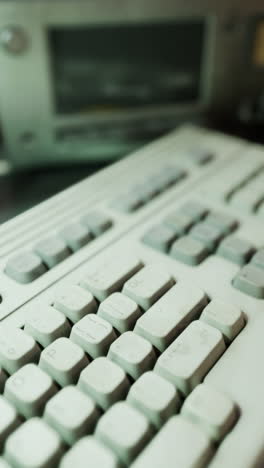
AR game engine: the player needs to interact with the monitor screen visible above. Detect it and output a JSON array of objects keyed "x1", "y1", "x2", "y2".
[{"x1": 48, "y1": 20, "x2": 206, "y2": 114}]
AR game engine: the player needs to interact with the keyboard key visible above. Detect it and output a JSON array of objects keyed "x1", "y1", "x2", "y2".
[
  {"x1": 5, "y1": 251, "x2": 46, "y2": 284},
  {"x1": 181, "y1": 383, "x2": 237, "y2": 442},
  {"x1": 53, "y1": 285, "x2": 97, "y2": 323},
  {"x1": 60, "y1": 223, "x2": 92, "y2": 251},
  {"x1": 163, "y1": 212, "x2": 193, "y2": 235},
  {"x1": 132, "y1": 182, "x2": 158, "y2": 203},
  {"x1": 251, "y1": 249, "x2": 264, "y2": 270},
  {"x1": 0, "y1": 396, "x2": 20, "y2": 450},
  {"x1": 233, "y1": 264, "x2": 264, "y2": 298},
  {"x1": 151, "y1": 166, "x2": 186, "y2": 190},
  {"x1": 78, "y1": 357, "x2": 130, "y2": 410},
  {"x1": 127, "y1": 371, "x2": 180, "y2": 429},
  {"x1": 142, "y1": 224, "x2": 178, "y2": 253},
  {"x1": 0, "y1": 326, "x2": 40, "y2": 374},
  {"x1": 200, "y1": 300, "x2": 245, "y2": 343},
  {"x1": 187, "y1": 148, "x2": 214, "y2": 165},
  {"x1": 155, "y1": 321, "x2": 226, "y2": 395},
  {"x1": 34, "y1": 236, "x2": 71, "y2": 268},
  {"x1": 108, "y1": 331, "x2": 156, "y2": 380},
  {"x1": 131, "y1": 415, "x2": 212, "y2": 468},
  {"x1": 5, "y1": 418, "x2": 63, "y2": 468},
  {"x1": 134, "y1": 282, "x2": 208, "y2": 352},
  {"x1": 205, "y1": 212, "x2": 238, "y2": 234},
  {"x1": 44, "y1": 386, "x2": 99, "y2": 445},
  {"x1": 81, "y1": 211, "x2": 113, "y2": 236},
  {"x1": 170, "y1": 236, "x2": 209, "y2": 266},
  {"x1": 161, "y1": 165, "x2": 186, "y2": 184},
  {"x1": 189, "y1": 221, "x2": 224, "y2": 251},
  {"x1": 229, "y1": 181, "x2": 264, "y2": 212},
  {"x1": 39, "y1": 337, "x2": 89, "y2": 387},
  {"x1": 122, "y1": 265, "x2": 174, "y2": 310},
  {"x1": 24, "y1": 306, "x2": 71, "y2": 347},
  {"x1": 70, "y1": 314, "x2": 116, "y2": 359},
  {"x1": 179, "y1": 201, "x2": 208, "y2": 222},
  {"x1": 217, "y1": 235, "x2": 255, "y2": 265},
  {"x1": 60, "y1": 436, "x2": 122, "y2": 468},
  {"x1": 4, "y1": 363, "x2": 57, "y2": 419},
  {"x1": 80, "y1": 256, "x2": 143, "y2": 301},
  {"x1": 112, "y1": 193, "x2": 143, "y2": 213},
  {"x1": 95, "y1": 401, "x2": 152, "y2": 465},
  {"x1": 98, "y1": 293, "x2": 141, "y2": 334}
]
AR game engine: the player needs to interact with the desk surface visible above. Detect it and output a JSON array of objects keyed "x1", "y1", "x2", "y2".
[{"x1": 0, "y1": 163, "x2": 108, "y2": 224}]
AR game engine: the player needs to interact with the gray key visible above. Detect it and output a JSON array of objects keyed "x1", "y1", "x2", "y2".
[
  {"x1": 53, "y1": 285, "x2": 97, "y2": 323},
  {"x1": 25, "y1": 306, "x2": 71, "y2": 347},
  {"x1": 164, "y1": 212, "x2": 193, "y2": 235},
  {"x1": 160, "y1": 165, "x2": 186, "y2": 185},
  {"x1": 0, "y1": 326, "x2": 40, "y2": 374},
  {"x1": 181, "y1": 383, "x2": 237, "y2": 442},
  {"x1": 187, "y1": 148, "x2": 214, "y2": 165},
  {"x1": 4, "y1": 363, "x2": 57, "y2": 419},
  {"x1": 134, "y1": 282, "x2": 208, "y2": 352},
  {"x1": 108, "y1": 331, "x2": 156, "y2": 380},
  {"x1": 78, "y1": 357, "x2": 130, "y2": 411},
  {"x1": 122, "y1": 265, "x2": 174, "y2": 310},
  {"x1": 70, "y1": 314, "x2": 116, "y2": 359},
  {"x1": 251, "y1": 249, "x2": 264, "y2": 269},
  {"x1": 34, "y1": 236, "x2": 71, "y2": 268},
  {"x1": 205, "y1": 212, "x2": 238, "y2": 234},
  {"x1": 155, "y1": 321, "x2": 226, "y2": 395},
  {"x1": 44, "y1": 386, "x2": 99, "y2": 445},
  {"x1": 200, "y1": 300, "x2": 245, "y2": 343},
  {"x1": 149, "y1": 166, "x2": 185, "y2": 191},
  {"x1": 81, "y1": 256, "x2": 143, "y2": 301},
  {"x1": 98, "y1": 293, "x2": 141, "y2": 334},
  {"x1": 142, "y1": 224, "x2": 178, "y2": 253},
  {"x1": 81, "y1": 211, "x2": 113, "y2": 236},
  {"x1": 5, "y1": 251, "x2": 46, "y2": 284},
  {"x1": 5, "y1": 418, "x2": 63, "y2": 468},
  {"x1": 189, "y1": 221, "x2": 223, "y2": 251},
  {"x1": 170, "y1": 236, "x2": 209, "y2": 266},
  {"x1": 132, "y1": 182, "x2": 158, "y2": 203},
  {"x1": 217, "y1": 235, "x2": 255, "y2": 265},
  {"x1": 39, "y1": 337, "x2": 89, "y2": 387},
  {"x1": 127, "y1": 371, "x2": 180, "y2": 429},
  {"x1": 60, "y1": 223, "x2": 92, "y2": 251},
  {"x1": 60, "y1": 436, "x2": 122, "y2": 468},
  {"x1": 95, "y1": 401, "x2": 152, "y2": 465},
  {"x1": 0, "y1": 396, "x2": 20, "y2": 450},
  {"x1": 112, "y1": 193, "x2": 143, "y2": 213},
  {"x1": 233, "y1": 264, "x2": 264, "y2": 298},
  {"x1": 179, "y1": 201, "x2": 208, "y2": 222},
  {"x1": 131, "y1": 415, "x2": 212, "y2": 468}
]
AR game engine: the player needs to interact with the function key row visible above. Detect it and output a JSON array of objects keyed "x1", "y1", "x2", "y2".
[
  {"x1": 4, "y1": 210, "x2": 113, "y2": 284},
  {"x1": 112, "y1": 165, "x2": 187, "y2": 214}
]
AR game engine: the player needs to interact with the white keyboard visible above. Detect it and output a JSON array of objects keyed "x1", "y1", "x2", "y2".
[{"x1": 0, "y1": 125, "x2": 263, "y2": 468}]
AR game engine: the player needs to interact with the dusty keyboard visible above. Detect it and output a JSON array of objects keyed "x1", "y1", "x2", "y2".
[{"x1": 0, "y1": 125, "x2": 263, "y2": 468}]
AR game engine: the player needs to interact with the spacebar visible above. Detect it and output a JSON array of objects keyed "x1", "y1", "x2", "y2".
[{"x1": 131, "y1": 415, "x2": 212, "y2": 468}]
